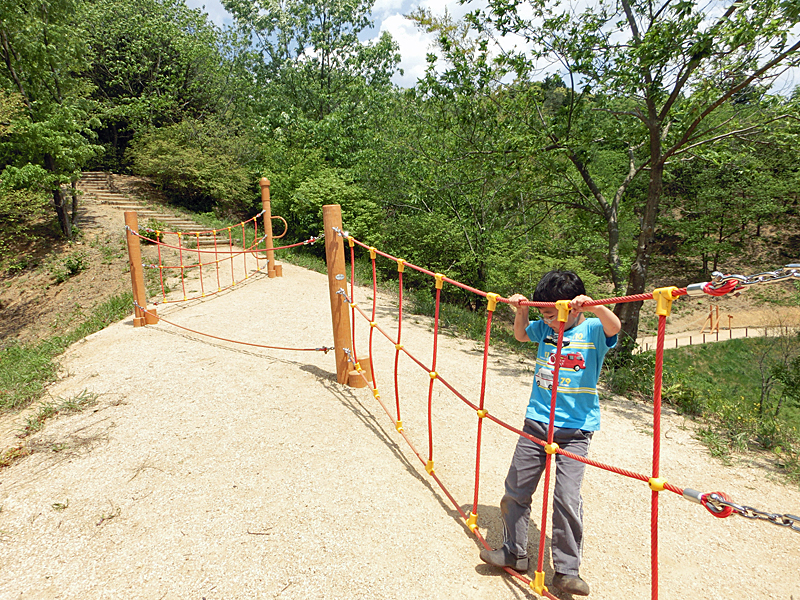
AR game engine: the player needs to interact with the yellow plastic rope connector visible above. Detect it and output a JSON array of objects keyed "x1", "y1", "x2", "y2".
[
  {"x1": 426, "y1": 459, "x2": 435, "y2": 474},
  {"x1": 466, "y1": 512, "x2": 479, "y2": 532},
  {"x1": 555, "y1": 299, "x2": 571, "y2": 322},
  {"x1": 369, "y1": 247, "x2": 376, "y2": 259},
  {"x1": 429, "y1": 371, "x2": 438, "y2": 379},
  {"x1": 395, "y1": 420, "x2": 404, "y2": 432},
  {"x1": 434, "y1": 273, "x2": 444, "y2": 289},
  {"x1": 545, "y1": 442, "x2": 560, "y2": 455},
  {"x1": 653, "y1": 286, "x2": 679, "y2": 317},
  {"x1": 649, "y1": 477, "x2": 668, "y2": 492},
  {"x1": 348, "y1": 237, "x2": 354, "y2": 248},
  {"x1": 372, "y1": 388, "x2": 381, "y2": 399},
  {"x1": 531, "y1": 571, "x2": 548, "y2": 595},
  {"x1": 397, "y1": 259, "x2": 406, "y2": 273},
  {"x1": 486, "y1": 293, "x2": 499, "y2": 312},
  {"x1": 395, "y1": 343, "x2": 404, "y2": 350},
  {"x1": 370, "y1": 321, "x2": 377, "y2": 328},
  {"x1": 350, "y1": 302, "x2": 357, "y2": 308},
  {"x1": 477, "y1": 409, "x2": 488, "y2": 419}
]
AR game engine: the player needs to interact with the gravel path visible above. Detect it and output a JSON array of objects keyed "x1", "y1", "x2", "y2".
[{"x1": 1, "y1": 224, "x2": 799, "y2": 599}]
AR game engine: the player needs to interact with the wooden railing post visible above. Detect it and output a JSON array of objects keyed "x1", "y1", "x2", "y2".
[
  {"x1": 323, "y1": 204, "x2": 353, "y2": 385},
  {"x1": 260, "y1": 178, "x2": 280, "y2": 278},
  {"x1": 124, "y1": 211, "x2": 157, "y2": 326}
]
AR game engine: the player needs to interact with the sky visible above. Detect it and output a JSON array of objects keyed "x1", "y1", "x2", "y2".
[
  {"x1": 183, "y1": 0, "x2": 475, "y2": 88},
  {"x1": 183, "y1": 0, "x2": 799, "y2": 93}
]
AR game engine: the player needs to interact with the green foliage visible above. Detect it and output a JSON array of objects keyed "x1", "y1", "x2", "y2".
[
  {"x1": 0, "y1": 0, "x2": 102, "y2": 239},
  {"x1": 83, "y1": 0, "x2": 254, "y2": 167},
  {"x1": 127, "y1": 119, "x2": 257, "y2": 215},
  {"x1": 0, "y1": 183, "x2": 49, "y2": 264},
  {"x1": 603, "y1": 348, "x2": 656, "y2": 398},
  {"x1": 606, "y1": 335, "x2": 800, "y2": 482},
  {"x1": 140, "y1": 219, "x2": 167, "y2": 244},
  {"x1": 49, "y1": 252, "x2": 86, "y2": 284}
]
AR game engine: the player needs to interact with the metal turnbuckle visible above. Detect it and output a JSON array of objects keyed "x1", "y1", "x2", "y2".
[
  {"x1": 703, "y1": 493, "x2": 800, "y2": 533},
  {"x1": 708, "y1": 264, "x2": 800, "y2": 292}
]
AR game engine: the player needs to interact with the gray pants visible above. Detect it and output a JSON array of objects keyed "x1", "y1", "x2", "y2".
[{"x1": 501, "y1": 419, "x2": 593, "y2": 576}]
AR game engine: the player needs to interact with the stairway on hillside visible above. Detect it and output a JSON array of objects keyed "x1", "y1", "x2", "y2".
[{"x1": 77, "y1": 172, "x2": 223, "y2": 245}]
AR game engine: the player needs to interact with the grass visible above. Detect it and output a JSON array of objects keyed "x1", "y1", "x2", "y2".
[
  {"x1": 606, "y1": 334, "x2": 800, "y2": 484},
  {"x1": 0, "y1": 292, "x2": 133, "y2": 413},
  {"x1": 21, "y1": 389, "x2": 99, "y2": 436}
]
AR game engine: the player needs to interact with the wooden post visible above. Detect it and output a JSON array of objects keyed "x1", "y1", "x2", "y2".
[
  {"x1": 124, "y1": 211, "x2": 157, "y2": 327},
  {"x1": 260, "y1": 178, "x2": 280, "y2": 278},
  {"x1": 323, "y1": 204, "x2": 353, "y2": 385}
]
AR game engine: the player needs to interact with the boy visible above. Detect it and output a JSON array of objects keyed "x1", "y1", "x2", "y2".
[{"x1": 480, "y1": 270, "x2": 621, "y2": 596}]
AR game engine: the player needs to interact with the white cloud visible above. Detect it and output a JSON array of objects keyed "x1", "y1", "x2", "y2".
[
  {"x1": 372, "y1": 0, "x2": 406, "y2": 19},
  {"x1": 183, "y1": 0, "x2": 232, "y2": 27},
  {"x1": 377, "y1": 13, "x2": 438, "y2": 87}
]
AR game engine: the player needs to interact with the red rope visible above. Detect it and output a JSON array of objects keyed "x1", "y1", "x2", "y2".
[
  {"x1": 472, "y1": 309, "x2": 494, "y2": 518},
  {"x1": 241, "y1": 222, "x2": 247, "y2": 279},
  {"x1": 137, "y1": 305, "x2": 330, "y2": 353},
  {"x1": 196, "y1": 234, "x2": 205, "y2": 297},
  {"x1": 536, "y1": 320, "x2": 566, "y2": 573},
  {"x1": 335, "y1": 234, "x2": 770, "y2": 600},
  {"x1": 395, "y1": 270, "x2": 404, "y2": 424},
  {"x1": 157, "y1": 238, "x2": 165, "y2": 302},
  {"x1": 651, "y1": 314, "x2": 668, "y2": 600},
  {"x1": 349, "y1": 242, "x2": 359, "y2": 369},
  {"x1": 428, "y1": 286, "x2": 442, "y2": 463},
  {"x1": 178, "y1": 235, "x2": 187, "y2": 300},
  {"x1": 213, "y1": 232, "x2": 221, "y2": 292},
  {"x1": 369, "y1": 255, "x2": 379, "y2": 399}
]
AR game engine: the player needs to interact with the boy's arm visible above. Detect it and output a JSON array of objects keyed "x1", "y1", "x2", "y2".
[
  {"x1": 508, "y1": 293, "x2": 531, "y2": 342},
  {"x1": 571, "y1": 295, "x2": 621, "y2": 338}
]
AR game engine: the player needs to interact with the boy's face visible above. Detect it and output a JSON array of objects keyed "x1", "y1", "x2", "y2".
[{"x1": 539, "y1": 306, "x2": 581, "y2": 332}]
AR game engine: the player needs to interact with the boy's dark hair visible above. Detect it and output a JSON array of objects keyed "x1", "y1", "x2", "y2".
[{"x1": 532, "y1": 270, "x2": 586, "y2": 303}]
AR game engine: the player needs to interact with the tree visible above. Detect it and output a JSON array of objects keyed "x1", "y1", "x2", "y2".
[
  {"x1": 463, "y1": 0, "x2": 800, "y2": 345},
  {"x1": 223, "y1": 0, "x2": 400, "y2": 167},
  {"x1": 82, "y1": 0, "x2": 254, "y2": 167},
  {"x1": 0, "y1": 0, "x2": 101, "y2": 239}
]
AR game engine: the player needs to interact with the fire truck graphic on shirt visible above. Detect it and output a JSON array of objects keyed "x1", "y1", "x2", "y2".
[{"x1": 547, "y1": 352, "x2": 586, "y2": 371}]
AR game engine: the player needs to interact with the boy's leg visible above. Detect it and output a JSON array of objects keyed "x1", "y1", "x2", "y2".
[
  {"x1": 551, "y1": 428, "x2": 593, "y2": 576},
  {"x1": 499, "y1": 419, "x2": 548, "y2": 558}
]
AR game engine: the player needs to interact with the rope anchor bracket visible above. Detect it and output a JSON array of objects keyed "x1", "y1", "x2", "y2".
[{"x1": 653, "y1": 286, "x2": 680, "y2": 317}]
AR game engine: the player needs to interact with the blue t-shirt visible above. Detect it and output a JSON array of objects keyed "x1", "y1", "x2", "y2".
[{"x1": 525, "y1": 317, "x2": 617, "y2": 431}]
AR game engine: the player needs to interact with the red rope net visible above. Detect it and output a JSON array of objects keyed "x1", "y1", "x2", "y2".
[
  {"x1": 339, "y1": 230, "x2": 745, "y2": 599},
  {"x1": 129, "y1": 214, "x2": 321, "y2": 304}
]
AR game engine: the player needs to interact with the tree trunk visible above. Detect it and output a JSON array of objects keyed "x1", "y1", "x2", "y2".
[
  {"x1": 614, "y1": 161, "x2": 665, "y2": 347},
  {"x1": 70, "y1": 180, "x2": 79, "y2": 227},
  {"x1": 45, "y1": 153, "x2": 72, "y2": 240}
]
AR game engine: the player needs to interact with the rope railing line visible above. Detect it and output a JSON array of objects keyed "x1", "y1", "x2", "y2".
[
  {"x1": 137, "y1": 211, "x2": 266, "y2": 237},
  {"x1": 133, "y1": 302, "x2": 331, "y2": 353},
  {"x1": 135, "y1": 235, "x2": 319, "y2": 256}
]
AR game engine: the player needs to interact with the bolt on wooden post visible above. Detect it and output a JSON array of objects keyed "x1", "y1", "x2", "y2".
[
  {"x1": 322, "y1": 204, "x2": 353, "y2": 385},
  {"x1": 124, "y1": 211, "x2": 158, "y2": 327}
]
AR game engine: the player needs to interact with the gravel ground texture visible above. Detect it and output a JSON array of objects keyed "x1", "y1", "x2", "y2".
[{"x1": 1, "y1": 207, "x2": 799, "y2": 600}]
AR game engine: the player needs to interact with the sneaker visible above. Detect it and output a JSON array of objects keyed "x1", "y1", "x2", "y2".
[
  {"x1": 479, "y1": 546, "x2": 529, "y2": 572},
  {"x1": 552, "y1": 572, "x2": 590, "y2": 596}
]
